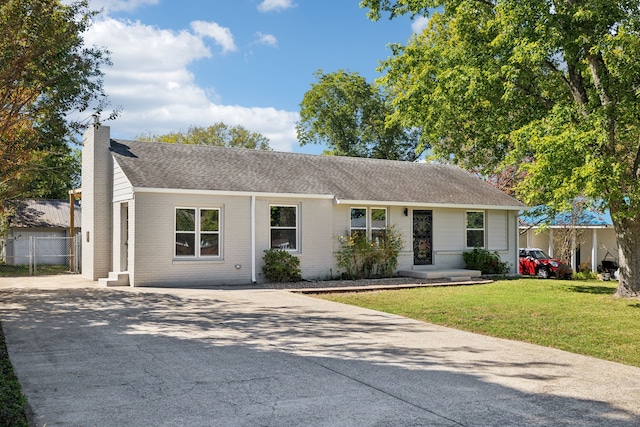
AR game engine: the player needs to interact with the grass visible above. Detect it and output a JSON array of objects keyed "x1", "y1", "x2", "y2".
[
  {"x1": 0, "y1": 264, "x2": 71, "y2": 277},
  {"x1": 0, "y1": 325, "x2": 28, "y2": 427},
  {"x1": 317, "y1": 278, "x2": 640, "y2": 367}
]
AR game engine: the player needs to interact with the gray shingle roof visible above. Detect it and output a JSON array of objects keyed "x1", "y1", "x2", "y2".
[
  {"x1": 110, "y1": 140, "x2": 525, "y2": 209},
  {"x1": 9, "y1": 199, "x2": 81, "y2": 228}
]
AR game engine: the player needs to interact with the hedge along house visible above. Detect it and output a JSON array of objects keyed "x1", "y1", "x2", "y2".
[{"x1": 81, "y1": 123, "x2": 525, "y2": 287}]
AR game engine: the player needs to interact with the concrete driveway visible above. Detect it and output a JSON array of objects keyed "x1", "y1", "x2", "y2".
[{"x1": 1, "y1": 275, "x2": 640, "y2": 426}]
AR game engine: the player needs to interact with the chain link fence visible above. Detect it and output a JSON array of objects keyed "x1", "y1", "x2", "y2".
[{"x1": 0, "y1": 235, "x2": 81, "y2": 274}]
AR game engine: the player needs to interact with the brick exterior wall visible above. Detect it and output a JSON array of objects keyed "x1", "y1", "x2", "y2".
[{"x1": 81, "y1": 124, "x2": 113, "y2": 280}]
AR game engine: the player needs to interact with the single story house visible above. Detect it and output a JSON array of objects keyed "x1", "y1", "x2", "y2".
[
  {"x1": 519, "y1": 206, "x2": 617, "y2": 273},
  {"x1": 81, "y1": 124, "x2": 525, "y2": 287},
  {"x1": 2, "y1": 199, "x2": 80, "y2": 266}
]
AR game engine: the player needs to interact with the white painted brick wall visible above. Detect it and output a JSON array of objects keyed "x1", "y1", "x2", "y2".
[{"x1": 81, "y1": 124, "x2": 113, "y2": 280}]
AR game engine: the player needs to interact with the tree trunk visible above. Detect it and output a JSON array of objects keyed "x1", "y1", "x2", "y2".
[{"x1": 613, "y1": 213, "x2": 640, "y2": 298}]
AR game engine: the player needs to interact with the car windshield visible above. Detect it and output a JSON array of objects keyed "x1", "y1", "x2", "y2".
[{"x1": 530, "y1": 250, "x2": 550, "y2": 260}]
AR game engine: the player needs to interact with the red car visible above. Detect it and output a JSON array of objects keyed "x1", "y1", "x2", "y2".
[{"x1": 519, "y1": 248, "x2": 573, "y2": 279}]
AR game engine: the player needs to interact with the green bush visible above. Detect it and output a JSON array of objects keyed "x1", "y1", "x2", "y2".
[
  {"x1": 335, "y1": 225, "x2": 404, "y2": 280},
  {"x1": 463, "y1": 247, "x2": 508, "y2": 274},
  {"x1": 262, "y1": 249, "x2": 302, "y2": 282},
  {"x1": 574, "y1": 270, "x2": 598, "y2": 280}
]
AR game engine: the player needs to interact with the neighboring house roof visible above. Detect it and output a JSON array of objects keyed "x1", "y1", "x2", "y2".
[
  {"x1": 110, "y1": 140, "x2": 525, "y2": 209},
  {"x1": 8, "y1": 199, "x2": 81, "y2": 228},
  {"x1": 520, "y1": 206, "x2": 612, "y2": 228}
]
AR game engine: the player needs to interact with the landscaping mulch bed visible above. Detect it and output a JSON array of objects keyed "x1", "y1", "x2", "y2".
[{"x1": 262, "y1": 276, "x2": 492, "y2": 292}]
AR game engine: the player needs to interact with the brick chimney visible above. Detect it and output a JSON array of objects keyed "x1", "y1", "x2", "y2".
[{"x1": 81, "y1": 119, "x2": 112, "y2": 280}]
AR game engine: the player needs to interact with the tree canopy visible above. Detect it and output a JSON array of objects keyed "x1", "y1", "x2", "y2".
[
  {"x1": 137, "y1": 123, "x2": 271, "y2": 150},
  {"x1": 362, "y1": 0, "x2": 640, "y2": 296},
  {"x1": 0, "y1": 0, "x2": 112, "y2": 204},
  {"x1": 297, "y1": 69, "x2": 423, "y2": 161}
]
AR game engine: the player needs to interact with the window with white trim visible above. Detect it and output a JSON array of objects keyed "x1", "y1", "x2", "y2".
[
  {"x1": 270, "y1": 205, "x2": 297, "y2": 250},
  {"x1": 466, "y1": 211, "x2": 485, "y2": 248},
  {"x1": 175, "y1": 208, "x2": 220, "y2": 257},
  {"x1": 350, "y1": 207, "x2": 387, "y2": 242},
  {"x1": 371, "y1": 208, "x2": 387, "y2": 243}
]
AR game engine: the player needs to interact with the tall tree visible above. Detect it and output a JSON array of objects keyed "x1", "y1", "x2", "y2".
[
  {"x1": 362, "y1": 0, "x2": 640, "y2": 297},
  {"x1": 137, "y1": 123, "x2": 271, "y2": 150},
  {"x1": 0, "y1": 0, "x2": 112, "y2": 205},
  {"x1": 297, "y1": 69, "x2": 423, "y2": 161}
]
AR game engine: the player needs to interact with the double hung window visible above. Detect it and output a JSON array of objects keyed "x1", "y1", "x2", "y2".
[
  {"x1": 350, "y1": 207, "x2": 387, "y2": 242},
  {"x1": 466, "y1": 211, "x2": 485, "y2": 248},
  {"x1": 270, "y1": 205, "x2": 297, "y2": 250},
  {"x1": 175, "y1": 208, "x2": 220, "y2": 257}
]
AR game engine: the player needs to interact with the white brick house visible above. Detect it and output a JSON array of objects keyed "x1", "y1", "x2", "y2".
[{"x1": 81, "y1": 123, "x2": 525, "y2": 287}]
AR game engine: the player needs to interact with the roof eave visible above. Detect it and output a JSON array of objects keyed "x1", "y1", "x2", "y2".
[{"x1": 132, "y1": 187, "x2": 335, "y2": 200}]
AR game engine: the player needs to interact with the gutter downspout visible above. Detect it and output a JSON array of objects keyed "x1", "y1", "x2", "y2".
[{"x1": 251, "y1": 195, "x2": 256, "y2": 283}]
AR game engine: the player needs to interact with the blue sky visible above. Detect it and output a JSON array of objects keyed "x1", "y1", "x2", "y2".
[{"x1": 82, "y1": 0, "x2": 427, "y2": 153}]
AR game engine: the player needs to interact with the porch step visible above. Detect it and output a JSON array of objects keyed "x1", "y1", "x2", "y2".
[
  {"x1": 397, "y1": 269, "x2": 481, "y2": 281},
  {"x1": 98, "y1": 271, "x2": 130, "y2": 287}
]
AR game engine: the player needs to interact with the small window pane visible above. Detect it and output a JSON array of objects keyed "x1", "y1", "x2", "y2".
[
  {"x1": 371, "y1": 229, "x2": 386, "y2": 244},
  {"x1": 201, "y1": 209, "x2": 219, "y2": 232},
  {"x1": 176, "y1": 209, "x2": 195, "y2": 231},
  {"x1": 371, "y1": 208, "x2": 386, "y2": 229},
  {"x1": 176, "y1": 233, "x2": 195, "y2": 256},
  {"x1": 350, "y1": 208, "x2": 366, "y2": 228},
  {"x1": 466, "y1": 212, "x2": 484, "y2": 229},
  {"x1": 350, "y1": 229, "x2": 367, "y2": 242},
  {"x1": 271, "y1": 229, "x2": 297, "y2": 250},
  {"x1": 271, "y1": 206, "x2": 296, "y2": 227},
  {"x1": 200, "y1": 234, "x2": 219, "y2": 256},
  {"x1": 467, "y1": 230, "x2": 484, "y2": 248}
]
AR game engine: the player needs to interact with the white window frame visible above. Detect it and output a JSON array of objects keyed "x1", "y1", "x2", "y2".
[
  {"x1": 174, "y1": 207, "x2": 222, "y2": 258},
  {"x1": 350, "y1": 207, "x2": 388, "y2": 240},
  {"x1": 270, "y1": 204, "x2": 298, "y2": 251},
  {"x1": 466, "y1": 210, "x2": 485, "y2": 248},
  {"x1": 349, "y1": 207, "x2": 368, "y2": 238}
]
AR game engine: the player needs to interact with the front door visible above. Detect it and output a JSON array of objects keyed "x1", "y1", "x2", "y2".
[{"x1": 413, "y1": 210, "x2": 433, "y2": 265}]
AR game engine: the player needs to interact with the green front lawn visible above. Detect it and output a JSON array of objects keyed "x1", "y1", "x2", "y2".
[
  {"x1": 0, "y1": 264, "x2": 71, "y2": 277},
  {"x1": 317, "y1": 278, "x2": 640, "y2": 367}
]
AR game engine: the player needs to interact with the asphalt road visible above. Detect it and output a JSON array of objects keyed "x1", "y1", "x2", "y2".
[{"x1": 1, "y1": 275, "x2": 640, "y2": 426}]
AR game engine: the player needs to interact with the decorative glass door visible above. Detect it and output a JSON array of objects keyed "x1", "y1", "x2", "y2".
[{"x1": 413, "y1": 210, "x2": 433, "y2": 265}]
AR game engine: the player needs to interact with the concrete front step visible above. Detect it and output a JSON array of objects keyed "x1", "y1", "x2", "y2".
[
  {"x1": 397, "y1": 268, "x2": 481, "y2": 281},
  {"x1": 98, "y1": 271, "x2": 130, "y2": 287}
]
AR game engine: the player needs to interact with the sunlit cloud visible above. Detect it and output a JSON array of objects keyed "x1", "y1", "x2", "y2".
[
  {"x1": 257, "y1": 0, "x2": 296, "y2": 13},
  {"x1": 253, "y1": 32, "x2": 278, "y2": 47},
  {"x1": 411, "y1": 16, "x2": 430, "y2": 34},
  {"x1": 84, "y1": 16, "x2": 300, "y2": 152},
  {"x1": 191, "y1": 21, "x2": 237, "y2": 54}
]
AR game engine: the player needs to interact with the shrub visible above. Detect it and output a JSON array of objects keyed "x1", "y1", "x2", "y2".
[
  {"x1": 574, "y1": 270, "x2": 598, "y2": 280},
  {"x1": 262, "y1": 249, "x2": 302, "y2": 282},
  {"x1": 335, "y1": 225, "x2": 404, "y2": 280},
  {"x1": 463, "y1": 247, "x2": 508, "y2": 274}
]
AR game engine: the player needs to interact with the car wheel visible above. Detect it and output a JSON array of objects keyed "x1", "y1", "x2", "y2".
[{"x1": 536, "y1": 267, "x2": 550, "y2": 279}]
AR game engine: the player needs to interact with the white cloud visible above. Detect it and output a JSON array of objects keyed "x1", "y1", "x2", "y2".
[
  {"x1": 411, "y1": 16, "x2": 430, "y2": 34},
  {"x1": 253, "y1": 32, "x2": 278, "y2": 47},
  {"x1": 190, "y1": 21, "x2": 237, "y2": 54},
  {"x1": 257, "y1": 0, "x2": 296, "y2": 13},
  {"x1": 84, "y1": 16, "x2": 299, "y2": 152}
]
